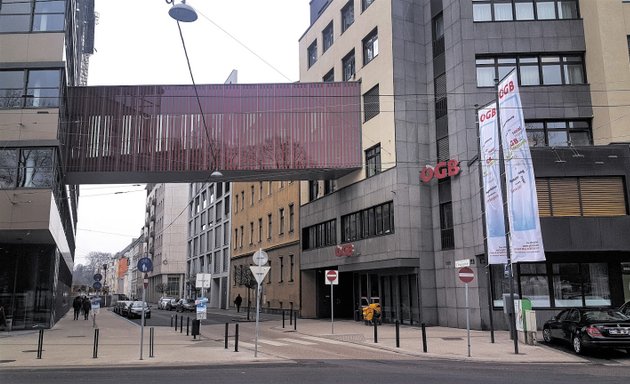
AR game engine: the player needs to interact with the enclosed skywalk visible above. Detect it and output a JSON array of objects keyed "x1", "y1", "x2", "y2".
[{"x1": 62, "y1": 82, "x2": 362, "y2": 184}]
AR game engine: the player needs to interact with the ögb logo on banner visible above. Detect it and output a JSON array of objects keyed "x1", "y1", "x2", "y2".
[
  {"x1": 479, "y1": 107, "x2": 496, "y2": 123},
  {"x1": 420, "y1": 159, "x2": 461, "y2": 183}
]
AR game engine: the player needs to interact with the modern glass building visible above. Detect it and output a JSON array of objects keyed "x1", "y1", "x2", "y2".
[{"x1": 0, "y1": 0, "x2": 95, "y2": 330}]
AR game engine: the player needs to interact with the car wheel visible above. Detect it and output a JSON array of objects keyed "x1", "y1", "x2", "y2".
[
  {"x1": 542, "y1": 327, "x2": 552, "y2": 343},
  {"x1": 572, "y1": 334, "x2": 584, "y2": 355}
]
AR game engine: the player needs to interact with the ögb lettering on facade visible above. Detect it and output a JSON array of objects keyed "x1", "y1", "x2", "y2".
[{"x1": 420, "y1": 159, "x2": 461, "y2": 183}]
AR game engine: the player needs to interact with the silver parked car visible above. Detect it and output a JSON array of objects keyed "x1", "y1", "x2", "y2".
[{"x1": 128, "y1": 301, "x2": 151, "y2": 319}]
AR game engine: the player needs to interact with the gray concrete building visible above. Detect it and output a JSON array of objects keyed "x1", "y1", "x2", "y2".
[{"x1": 298, "y1": 0, "x2": 630, "y2": 329}]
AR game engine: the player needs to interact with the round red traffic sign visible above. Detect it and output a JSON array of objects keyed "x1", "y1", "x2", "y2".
[
  {"x1": 326, "y1": 270, "x2": 338, "y2": 282},
  {"x1": 458, "y1": 267, "x2": 474, "y2": 283}
]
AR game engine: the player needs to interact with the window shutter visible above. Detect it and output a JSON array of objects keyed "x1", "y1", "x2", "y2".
[
  {"x1": 536, "y1": 179, "x2": 551, "y2": 217},
  {"x1": 580, "y1": 178, "x2": 627, "y2": 216},
  {"x1": 549, "y1": 178, "x2": 581, "y2": 216}
]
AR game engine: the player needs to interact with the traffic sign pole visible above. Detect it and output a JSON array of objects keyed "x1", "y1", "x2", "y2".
[
  {"x1": 140, "y1": 273, "x2": 147, "y2": 360},
  {"x1": 331, "y1": 280, "x2": 334, "y2": 335},
  {"x1": 466, "y1": 282, "x2": 470, "y2": 357},
  {"x1": 458, "y1": 267, "x2": 474, "y2": 358}
]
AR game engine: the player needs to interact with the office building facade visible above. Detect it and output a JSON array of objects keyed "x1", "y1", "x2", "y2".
[
  {"x1": 0, "y1": 0, "x2": 95, "y2": 330},
  {"x1": 299, "y1": 0, "x2": 630, "y2": 328}
]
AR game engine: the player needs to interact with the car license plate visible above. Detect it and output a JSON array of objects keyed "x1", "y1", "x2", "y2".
[{"x1": 608, "y1": 329, "x2": 629, "y2": 335}]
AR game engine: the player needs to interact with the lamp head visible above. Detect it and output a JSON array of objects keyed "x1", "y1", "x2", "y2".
[{"x1": 169, "y1": 1, "x2": 198, "y2": 22}]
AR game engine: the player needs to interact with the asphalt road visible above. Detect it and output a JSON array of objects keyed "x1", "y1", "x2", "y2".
[
  {"x1": 2, "y1": 359, "x2": 629, "y2": 384},
  {"x1": 122, "y1": 307, "x2": 247, "y2": 327}
]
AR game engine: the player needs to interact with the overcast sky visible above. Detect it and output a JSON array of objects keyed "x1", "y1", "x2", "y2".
[{"x1": 75, "y1": 0, "x2": 309, "y2": 265}]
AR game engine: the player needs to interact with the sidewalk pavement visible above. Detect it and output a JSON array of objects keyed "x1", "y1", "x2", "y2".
[{"x1": 0, "y1": 308, "x2": 587, "y2": 369}]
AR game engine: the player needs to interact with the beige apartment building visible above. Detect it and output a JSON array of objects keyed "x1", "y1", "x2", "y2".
[{"x1": 231, "y1": 181, "x2": 300, "y2": 313}]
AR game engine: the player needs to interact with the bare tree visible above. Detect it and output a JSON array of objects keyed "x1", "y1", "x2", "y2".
[{"x1": 155, "y1": 282, "x2": 168, "y2": 296}]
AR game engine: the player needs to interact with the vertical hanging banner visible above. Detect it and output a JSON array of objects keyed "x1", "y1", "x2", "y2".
[
  {"x1": 478, "y1": 102, "x2": 507, "y2": 264},
  {"x1": 497, "y1": 70, "x2": 545, "y2": 262}
]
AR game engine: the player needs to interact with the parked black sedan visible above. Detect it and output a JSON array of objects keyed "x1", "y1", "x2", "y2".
[{"x1": 542, "y1": 307, "x2": 630, "y2": 355}]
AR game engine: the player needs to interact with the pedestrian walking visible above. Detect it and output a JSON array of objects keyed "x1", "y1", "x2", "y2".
[
  {"x1": 82, "y1": 297, "x2": 91, "y2": 320},
  {"x1": 234, "y1": 294, "x2": 242, "y2": 312},
  {"x1": 72, "y1": 296, "x2": 82, "y2": 320}
]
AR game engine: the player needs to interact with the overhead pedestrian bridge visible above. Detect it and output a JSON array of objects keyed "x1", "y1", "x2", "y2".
[{"x1": 61, "y1": 82, "x2": 362, "y2": 184}]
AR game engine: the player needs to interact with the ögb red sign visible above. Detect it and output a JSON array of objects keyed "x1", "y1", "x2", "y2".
[
  {"x1": 458, "y1": 267, "x2": 474, "y2": 283},
  {"x1": 335, "y1": 243, "x2": 355, "y2": 257},
  {"x1": 420, "y1": 159, "x2": 461, "y2": 183},
  {"x1": 325, "y1": 270, "x2": 339, "y2": 285}
]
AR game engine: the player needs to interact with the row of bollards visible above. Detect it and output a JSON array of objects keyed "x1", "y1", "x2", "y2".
[
  {"x1": 281, "y1": 310, "x2": 298, "y2": 331},
  {"x1": 369, "y1": 319, "x2": 428, "y2": 353},
  {"x1": 223, "y1": 322, "x2": 240, "y2": 352}
]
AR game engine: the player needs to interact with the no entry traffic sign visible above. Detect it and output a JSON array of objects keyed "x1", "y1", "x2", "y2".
[
  {"x1": 325, "y1": 270, "x2": 339, "y2": 285},
  {"x1": 458, "y1": 267, "x2": 474, "y2": 283}
]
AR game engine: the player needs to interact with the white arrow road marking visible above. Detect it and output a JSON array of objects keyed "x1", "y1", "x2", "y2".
[
  {"x1": 278, "y1": 338, "x2": 317, "y2": 345},
  {"x1": 258, "y1": 339, "x2": 289, "y2": 346}
]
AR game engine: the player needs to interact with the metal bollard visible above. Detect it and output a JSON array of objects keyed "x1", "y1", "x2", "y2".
[
  {"x1": 180, "y1": 315, "x2": 183, "y2": 333},
  {"x1": 282, "y1": 310, "x2": 285, "y2": 329},
  {"x1": 186, "y1": 317, "x2": 190, "y2": 336},
  {"x1": 224, "y1": 323, "x2": 229, "y2": 349},
  {"x1": 395, "y1": 320, "x2": 400, "y2": 348},
  {"x1": 293, "y1": 311, "x2": 297, "y2": 331},
  {"x1": 373, "y1": 320, "x2": 378, "y2": 343},
  {"x1": 421, "y1": 323, "x2": 428, "y2": 353},
  {"x1": 289, "y1": 309, "x2": 293, "y2": 325},
  {"x1": 234, "y1": 323, "x2": 239, "y2": 352},
  {"x1": 149, "y1": 327, "x2": 154, "y2": 358},
  {"x1": 92, "y1": 328, "x2": 100, "y2": 359},
  {"x1": 36, "y1": 329, "x2": 44, "y2": 359},
  {"x1": 170, "y1": 315, "x2": 174, "y2": 328}
]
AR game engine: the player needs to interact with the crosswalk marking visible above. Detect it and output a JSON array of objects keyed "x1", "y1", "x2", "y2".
[
  {"x1": 237, "y1": 341, "x2": 255, "y2": 348},
  {"x1": 278, "y1": 338, "x2": 317, "y2": 345},
  {"x1": 258, "y1": 339, "x2": 289, "y2": 346},
  {"x1": 299, "y1": 336, "x2": 346, "y2": 345}
]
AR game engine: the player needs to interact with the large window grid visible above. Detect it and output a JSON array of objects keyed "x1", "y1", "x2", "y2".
[
  {"x1": 491, "y1": 262, "x2": 611, "y2": 308},
  {"x1": 307, "y1": 40, "x2": 318, "y2": 68},
  {"x1": 341, "y1": 201, "x2": 394, "y2": 242},
  {"x1": 303, "y1": 219, "x2": 337, "y2": 250},
  {"x1": 472, "y1": 0, "x2": 579, "y2": 22},
  {"x1": 0, "y1": 147, "x2": 54, "y2": 189},
  {"x1": 0, "y1": 0, "x2": 66, "y2": 33},
  {"x1": 526, "y1": 120, "x2": 591, "y2": 147},
  {"x1": 476, "y1": 55, "x2": 585, "y2": 87},
  {"x1": 0, "y1": 69, "x2": 61, "y2": 109}
]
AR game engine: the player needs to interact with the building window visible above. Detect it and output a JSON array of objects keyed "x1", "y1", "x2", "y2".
[
  {"x1": 251, "y1": 185, "x2": 255, "y2": 206},
  {"x1": 249, "y1": 222, "x2": 254, "y2": 245},
  {"x1": 234, "y1": 228, "x2": 238, "y2": 250},
  {"x1": 432, "y1": 13, "x2": 444, "y2": 57},
  {"x1": 303, "y1": 219, "x2": 337, "y2": 250},
  {"x1": 240, "y1": 191, "x2": 245, "y2": 210},
  {"x1": 365, "y1": 144, "x2": 381, "y2": 178},
  {"x1": 526, "y1": 120, "x2": 591, "y2": 147},
  {"x1": 362, "y1": 28, "x2": 379, "y2": 65},
  {"x1": 363, "y1": 84, "x2": 380, "y2": 121},
  {"x1": 342, "y1": 50, "x2": 356, "y2": 81},
  {"x1": 536, "y1": 177, "x2": 627, "y2": 217},
  {"x1": 289, "y1": 204, "x2": 295, "y2": 233},
  {"x1": 476, "y1": 55, "x2": 585, "y2": 87},
  {"x1": 259, "y1": 182, "x2": 263, "y2": 200},
  {"x1": 324, "y1": 180, "x2": 335, "y2": 195},
  {"x1": 322, "y1": 22, "x2": 333, "y2": 53},
  {"x1": 267, "y1": 214, "x2": 272, "y2": 239},
  {"x1": 472, "y1": 0, "x2": 579, "y2": 22},
  {"x1": 341, "y1": 1, "x2": 354, "y2": 32},
  {"x1": 307, "y1": 40, "x2": 318, "y2": 68},
  {"x1": 289, "y1": 255, "x2": 295, "y2": 282},
  {"x1": 216, "y1": 201, "x2": 223, "y2": 221},
  {"x1": 628, "y1": 36, "x2": 630, "y2": 62},
  {"x1": 279, "y1": 208, "x2": 285, "y2": 234},
  {"x1": 308, "y1": 180, "x2": 319, "y2": 201},
  {"x1": 258, "y1": 218, "x2": 263, "y2": 242},
  {"x1": 224, "y1": 195, "x2": 230, "y2": 215},
  {"x1": 439, "y1": 201, "x2": 454, "y2": 249},
  {"x1": 0, "y1": 148, "x2": 54, "y2": 189},
  {"x1": 362, "y1": 0, "x2": 375, "y2": 12},
  {"x1": 0, "y1": 0, "x2": 66, "y2": 33},
  {"x1": 279, "y1": 256, "x2": 284, "y2": 283},
  {"x1": 0, "y1": 69, "x2": 61, "y2": 109},
  {"x1": 322, "y1": 69, "x2": 335, "y2": 82},
  {"x1": 341, "y1": 201, "x2": 394, "y2": 242},
  {"x1": 492, "y1": 262, "x2": 610, "y2": 308},
  {"x1": 239, "y1": 225, "x2": 244, "y2": 247}
]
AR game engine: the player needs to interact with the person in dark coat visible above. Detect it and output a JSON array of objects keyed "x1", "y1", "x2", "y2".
[
  {"x1": 82, "y1": 297, "x2": 91, "y2": 320},
  {"x1": 234, "y1": 294, "x2": 242, "y2": 312},
  {"x1": 72, "y1": 296, "x2": 82, "y2": 320}
]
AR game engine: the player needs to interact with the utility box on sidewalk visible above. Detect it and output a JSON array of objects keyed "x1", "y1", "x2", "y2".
[
  {"x1": 515, "y1": 299, "x2": 537, "y2": 345},
  {"x1": 191, "y1": 319, "x2": 200, "y2": 337}
]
